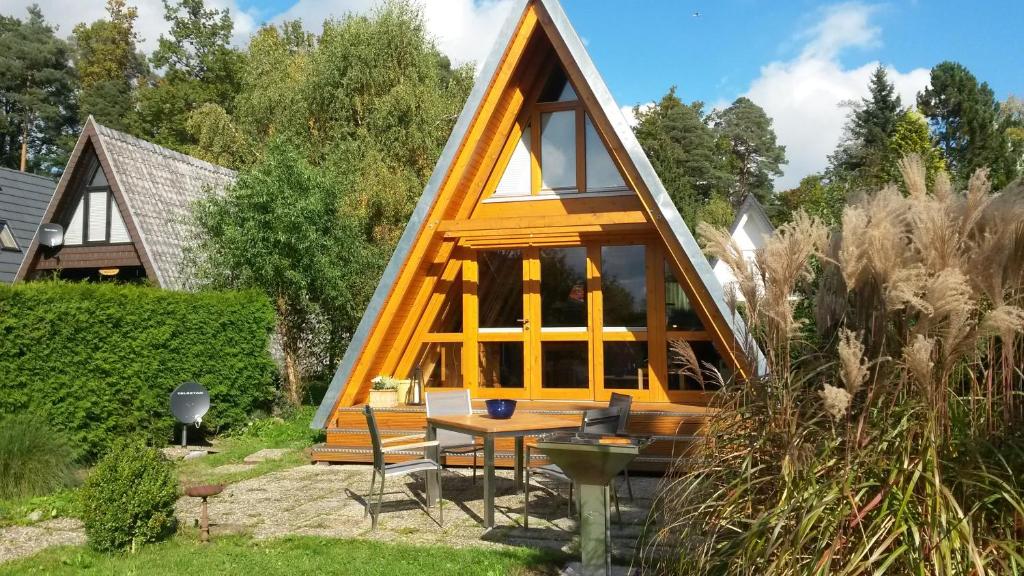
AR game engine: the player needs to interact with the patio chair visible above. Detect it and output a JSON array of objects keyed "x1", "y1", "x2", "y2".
[
  {"x1": 425, "y1": 389, "x2": 483, "y2": 484},
  {"x1": 363, "y1": 405, "x2": 444, "y2": 530},
  {"x1": 608, "y1": 392, "x2": 635, "y2": 501},
  {"x1": 523, "y1": 407, "x2": 623, "y2": 528}
]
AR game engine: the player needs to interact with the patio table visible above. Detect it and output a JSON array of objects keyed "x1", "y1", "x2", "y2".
[{"x1": 425, "y1": 412, "x2": 580, "y2": 529}]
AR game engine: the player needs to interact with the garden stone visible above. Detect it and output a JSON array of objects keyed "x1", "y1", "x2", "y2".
[
  {"x1": 184, "y1": 450, "x2": 209, "y2": 460},
  {"x1": 243, "y1": 448, "x2": 291, "y2": 464},
  {"x1": 26, "y1": 510, "x2": 43, "y2": 523}
]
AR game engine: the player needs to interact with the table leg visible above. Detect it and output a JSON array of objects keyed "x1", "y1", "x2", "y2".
[
  {"x1": 426, "y1": 425, "x2": 439, "y2": 507},
  {"x1": 513, "y1": 436, "x2": 524, "y2": 491},
  {"x1": 483, "y1": 435, "x2": 495, "y2": 528}
]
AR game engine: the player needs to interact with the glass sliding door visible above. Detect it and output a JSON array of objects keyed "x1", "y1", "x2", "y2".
[
  {"x1": 536, "y1": 247, "x2": 591, "y2": 399},
  {"x1": 475, "y1": 249, "x2": 529, "y2": 398},
  {"x1": 596, "y1": 244, "x2": 651, "y2": 400}
]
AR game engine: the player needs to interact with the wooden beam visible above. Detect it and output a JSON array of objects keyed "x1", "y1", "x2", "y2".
[{"x1": 438, "y1": 211, "x2": 648, "y2": 234}]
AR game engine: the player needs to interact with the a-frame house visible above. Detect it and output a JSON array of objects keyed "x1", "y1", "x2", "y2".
[{"x1": 311, "y1": 0, "x2": 764, "y2": 469}]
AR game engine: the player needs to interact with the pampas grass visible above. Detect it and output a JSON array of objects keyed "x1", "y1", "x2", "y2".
[{"x1": 643, "y1": 160, "x2": 1024, "y2": 575}]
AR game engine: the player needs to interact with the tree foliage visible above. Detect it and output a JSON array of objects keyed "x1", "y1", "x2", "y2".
[
  {"x1": 0, "y1": 6, "x2": 78, "y2": 173},
  {"x1": 830, "y1": 65, "x2": 905, "y2": 189},
  {"x1": 710, "y1": 96, "x2": 787, "y2": 206},
  {"x1": 71, "y1": 0, "x2": 148, "y2": 130}
]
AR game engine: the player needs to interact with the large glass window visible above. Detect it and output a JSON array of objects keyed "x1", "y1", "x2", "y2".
[
  {"x1": 540, "y1": 111, "x2": 576, "y2": 191},
  {"x1": 540, "y1": 247, "x2": 587, "y2": 328},
  {"x1": 665, "y1": 261, "x2": 704, "y2": 330},
  {"x1": 478, "y1": 250, "x2": 523, "y2": 329},
  {"x1": 602, "y1": 245, "x2": 647, "y2": 327},
  {"x1": 479, "y1": 342, "x2": 524, "y2": 388},
  {"x1": 64, "y1": 162, "x2": 129, "y2": 246},
  {"x1": 604, "y1": 342, "x2": 648, "y2": 390},
  {"x1": 430, "y1": 270, "x2": 463, "y2": 333},
  {"x1": 585, "y1": 115, "x2": 626, "y2": 191},
  {"x1": 541, "y1": 341, "x2": 588, "y2": 389},
  {"x1": 416, "y1": 342, "x2": 463, "y2": 388},
  {"x1": 667, "y1": 340, "x2": 727, "y2": 391}
]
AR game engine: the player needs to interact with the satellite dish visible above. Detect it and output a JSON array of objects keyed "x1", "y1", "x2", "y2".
[
  {"x1": 170, "y1": 381, "x2": 210, "y2": 426},
  {"x1": 38, "y1": 223, "x2": 64, "y2": 248}
]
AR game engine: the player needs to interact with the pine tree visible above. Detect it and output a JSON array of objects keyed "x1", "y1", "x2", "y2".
[
  {"x1": 830, "y1": 65, "x2": 903, "y2": 188},
  {"x1": 710, "y1": 96, "x2": 787, "y2": 207},
  {"x1": 72, "y1": 0, "x2": 148, "y2": 130},
  {"x1": 0, "y1": 6, "x2": 78, "y2": 173}
]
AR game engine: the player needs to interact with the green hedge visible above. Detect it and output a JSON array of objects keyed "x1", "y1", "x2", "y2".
[{"x1": 0, "y1": 282, "x2": 277, "y2": 461}]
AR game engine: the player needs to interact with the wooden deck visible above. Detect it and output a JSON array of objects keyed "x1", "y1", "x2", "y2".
[{"x1": 310, "y1": 400, "x2": 712, "y2": 472}]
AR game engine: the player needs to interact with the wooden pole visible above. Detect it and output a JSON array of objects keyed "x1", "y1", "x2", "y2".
[{"x1": 19, "y1": 120, "x2": 28, "y2": 172}]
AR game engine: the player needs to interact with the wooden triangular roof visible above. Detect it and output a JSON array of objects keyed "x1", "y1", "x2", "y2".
[{"x1": 312, "y1": 0, "x2": 765, "y2": 428}]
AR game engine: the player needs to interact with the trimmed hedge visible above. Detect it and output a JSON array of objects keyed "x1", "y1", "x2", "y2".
[{"x1": 0, "y1": 282, "x2": 277, "y2": 461}]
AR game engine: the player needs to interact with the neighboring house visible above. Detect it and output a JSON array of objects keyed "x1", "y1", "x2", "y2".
[
  {"x1": 712, "y1": 195, "x2": 775, "y2": 302},
  {"x1": 0, "y1": 168, "x2": 55, "y2": 284},
  {"x1": 310, "y1": 0, "x2": 766, "y2": 470},
  {"x1": 16, "y1": 117, "x2": 235, "y2": 289}
]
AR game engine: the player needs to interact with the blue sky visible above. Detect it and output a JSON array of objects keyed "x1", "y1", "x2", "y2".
[{"x1": 11, "y1": 0, "x2": 1023, "y2": 187}]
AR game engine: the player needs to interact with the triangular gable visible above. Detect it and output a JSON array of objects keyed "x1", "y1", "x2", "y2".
[
  {"x1": 16, "y1": 117, "x2": 159, "y2": 283},
  {"x1": 713, "y1": 195, "x2": 775, "y2": 301},
  {"x1": 312, "y1": 0, "x2": 766, "y2": 429}
]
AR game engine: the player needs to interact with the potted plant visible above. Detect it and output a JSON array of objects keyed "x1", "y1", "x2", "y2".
[{"x1": 368, "y1": 376, "x2": 399, "y2": 408}]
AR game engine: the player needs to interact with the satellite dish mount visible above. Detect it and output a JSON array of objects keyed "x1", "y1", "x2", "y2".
[{"x1": 169, "y1": 381, "x2": 210, "y2": 448}]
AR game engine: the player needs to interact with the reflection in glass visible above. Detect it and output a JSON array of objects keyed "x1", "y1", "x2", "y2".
[
  {"x1": 602, "y1": 245, "x2": 647, "y2": 327},
  {"x1": 585, "y1": 115, "x2": 626, "y2": 191},
  {"x1": 603, "y1": 342, "x2": 648, "y2": 390},
  {"x1": 538, "y1": 66, "x2": 576, "y2": 102},
  {"x1": 478, "y1": 250, "x2": 522, "y2": 328},
  {"x1": 540, "y1": 111, "x2": 576, "y2": 191},
  {"x1": 541, "y1": 342, "x2": 588, "y2": 389},
  {"x1": 479, "y1": 342, "x2": 524, "y2": 388},
  {"x1": 666, "y1": 340, "x2": 728, "y2": 391},
  {"x1": 430, "y1": 270, "x2": 462, "y2": 333},
  {"x1": 665, "y1": 261, "x2": 704, "y2": 330},
  {"x1": 541, "y1": 247, "x2": 587, "y2": 328},
  {"x1": 416, "y1": 342, "x2": 463, "y2": 388}
]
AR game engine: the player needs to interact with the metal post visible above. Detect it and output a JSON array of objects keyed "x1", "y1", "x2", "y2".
[
  {"x1": 483, "y1": 435, "x2": 495, "y2": 528},
  {"x1": 513, "y1": 436, "x2": 524, "y2": 490},
  {"x1": 578, "y1": 484, "x2": 611, "y2": 576},
  {"x1": 181, "y1": 423, "x2": 187, "y2": 448},
  {"x1": 425, "y1": 424, "x2": 439, "y2": 507}
]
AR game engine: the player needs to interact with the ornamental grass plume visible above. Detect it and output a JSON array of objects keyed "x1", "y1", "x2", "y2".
[{"x1": 644, "y1": 159, "x2": 1024, "y2": 575}]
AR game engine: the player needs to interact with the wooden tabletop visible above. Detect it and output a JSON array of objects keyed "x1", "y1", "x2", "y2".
[{"x1": 427, "y1": 413, "x2": 580, "y2": 435}]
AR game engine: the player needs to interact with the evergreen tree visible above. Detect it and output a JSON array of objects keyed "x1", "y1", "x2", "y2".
[
  {"x1": 710, "y1": 96, "x2": 787, "y2": 207},
  {"x1": 999, "y1": 96, "x2": 1024, "y2": 174},
  {"x1": 72, "y1": 0, "x2": 148, "y2": 130},
  {"x1": 633, "y1": 87, "x2": 731, "y2": 225},
  {"x1": 0, "y1": 6, "x2": 78, "y2": 173},
  {"x1": 131, "y1": 0, "x2": 243, "y2": 152},
  {"x1": 830, "y1": 65, "x2": 903, "y2": 188},
  {"x1": 917, "y1": 61, "x2": 1015, "y2": 187}
]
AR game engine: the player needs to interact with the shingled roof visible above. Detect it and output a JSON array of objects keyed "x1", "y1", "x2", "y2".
[
  {"x1": 0, "y1": 167, "x2": 55, "y2": 284},
  {"x1": 16, "y1": 117, "x2": 236, "y2": 289},
  {"x1": 92, "y1": 121, "x2": 236, "y2": 289}
]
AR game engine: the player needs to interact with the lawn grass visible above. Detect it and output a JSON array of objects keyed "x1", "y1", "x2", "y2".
[
  {"x1": 0, "y1": 534, "x2": 566, "y2": 575},
  {"x1": 0, "y1": 488, "x2": 80, "y2": 527}
]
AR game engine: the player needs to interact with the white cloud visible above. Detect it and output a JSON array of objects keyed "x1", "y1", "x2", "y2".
[
  {"x1": 273, "y1": 0, "x2": 517, "y2": 69},
  {"x1": 619, "y1": 102, "x2": 654, "y2": 128},
  {"x1": 743, "y1": 3, "x2": 930, "y2": 189},
  {"x1": 2, "y1": 0, "x2": 260, "y2": 53}
]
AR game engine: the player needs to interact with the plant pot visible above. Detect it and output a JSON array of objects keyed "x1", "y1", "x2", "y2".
[
  {"x1": 395, "y1": 379, "x2": 412, "y2": 405},
  {"x1": 368, "y1": 389, "x2": 398, "y2": 408}
]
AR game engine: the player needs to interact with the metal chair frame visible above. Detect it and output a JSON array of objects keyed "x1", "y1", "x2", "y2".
[
  {"x1": 608, "y1": 392, "x2": 635, "y2": 501},
  {"x1": 363, "y1": 405, "x2": 444, "y2": 530},
  {"x1": 425, "y1": 389, "x2": 483, "y2": 484},
  {"x1": 523, "y1": 407, "x2": 623, "y2": 528}
]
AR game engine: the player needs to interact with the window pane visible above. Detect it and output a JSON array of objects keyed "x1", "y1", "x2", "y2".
[
  {"x1": 602, "y1": 245, "x2": 647, "y2": 327},
  {"x1": 65, "y1": 197, "x2": 84, "y2": 245},
  {"x1": 540, "y1": 111, "x2": 576, "y2": 191},
  {"x1": 0, "y1": 222, "x2": 18, "y2": 251},
  {"x1": 479, "y1": 342, "x2": 524, "y2": 388},
  {"x1": 666, "y1": 340, "x2": 727, "y2": 391},
  {"x1": 109, "y1": 198, "x2": 130, "y2": 243},
  {"x1": 89, "y1": 165, "x2": 108, "y2": 187},
  {"x1": 478, "y1": 250, "x2": 522, "y2": 328},
  {"x1": 430, "y1": 270, "x2": 462, "y2": 333},
  {"x1": 538, "y1": 66, "x2": 576, "y2": 102},
  {"x1": 603, "y1": 342, "x2": 648, "y2": 390},
  {"x1": 541, "y1": 247, "x2": 587, "y2": 328},
  {"x1": 87, "y1": 191, "x2": 108, "y2": 242},
  {"x1": 585, "y1": 115, "x2": 626, "y2": 191},
  {"x1": 493, "y1": 126, "x2": 531, "y2": 197},
  {"x1": 415, "y1": 342, "x2": 463, "y2": 388},
  {"x1": 541, "y1": 341, "x2": 588, "y2": 389},
  {"x1": 665, "y1": 261, "x2": 704, "y2": 330}
]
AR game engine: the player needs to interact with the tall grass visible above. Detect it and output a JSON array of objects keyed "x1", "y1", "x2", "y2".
[
  {"x1": 644, "y1": 158, "x2": 1024, "y2": 575},
  {"x1": 0, "y1": 414, "x2": 77, "y2": 500}
]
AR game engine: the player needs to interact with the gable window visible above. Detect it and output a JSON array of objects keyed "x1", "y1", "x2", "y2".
[
  {"x1": 64, "y1": 161, "x2": 130, "y2": 246},
  {"x1": 0, "y1": 220, "x2": 19, "y2": 252},
  {"x1": 488, "y1": 65, "x2": 630, "y2": 200}
]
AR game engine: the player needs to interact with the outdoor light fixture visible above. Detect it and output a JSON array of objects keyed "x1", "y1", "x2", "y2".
[{"x1": 98, "y1": 268, "x2": 120, "y2": 276}]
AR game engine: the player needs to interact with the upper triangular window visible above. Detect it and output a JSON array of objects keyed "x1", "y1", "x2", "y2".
[
  {"x1": 89, "y1": 165, "x2": 108, "y2": 187},
  {"x1": 538, "y1": 65, "x2": 577, "y2": 102}
]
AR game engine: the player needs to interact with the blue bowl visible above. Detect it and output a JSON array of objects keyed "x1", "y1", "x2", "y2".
[{"x1": 485, "y1": 399, "x2": 517, "y2": 419}]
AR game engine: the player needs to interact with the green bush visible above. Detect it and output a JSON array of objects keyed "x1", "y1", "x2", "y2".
[
  {"x1": 79, "y1": 440, "x2": 178, "y2": 552},
  {"x1": 0, "y1": 281, "x2": 277, "y2": 461},
  {"x1": 0, "y1": 414, "x2": 76, "y2": 499}
]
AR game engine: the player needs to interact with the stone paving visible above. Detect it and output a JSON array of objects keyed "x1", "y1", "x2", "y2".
[{"x1": 0, "y1": 518, "x2": 86, "y2": 564}]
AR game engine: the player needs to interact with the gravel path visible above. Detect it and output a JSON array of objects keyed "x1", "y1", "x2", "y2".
[{"x1": 1, "y1": 464, "x2": 658, "y2": 565}]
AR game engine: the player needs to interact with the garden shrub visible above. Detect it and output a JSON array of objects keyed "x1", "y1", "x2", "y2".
[
  {"x1": 0, "y1": 414, "x2": 76, "y2": 499},
  {"x1": 0, "y1": 281, "x2": 277, "y2": 461},
  {"x1": 79, "y1": 439, "x2": 178, "y2": 552}
]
